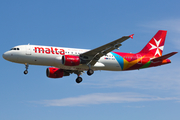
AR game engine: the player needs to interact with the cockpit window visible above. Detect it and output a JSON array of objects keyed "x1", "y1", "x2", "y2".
[{"x1": 10, "y1": 48, "x2": 20, "y2": 50}]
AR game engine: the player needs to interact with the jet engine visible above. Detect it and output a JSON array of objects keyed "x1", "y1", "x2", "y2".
[
  {"x1": 46, "y1": 67, "x2": 69, "y2": 78},
  {"x1": 62, "y1": 55, "x2": 81, "y2": 66}
]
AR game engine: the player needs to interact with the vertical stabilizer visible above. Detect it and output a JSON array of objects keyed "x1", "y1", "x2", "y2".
[{"x1": 138, "y1": 30, "x2": 167, "y2": 57}]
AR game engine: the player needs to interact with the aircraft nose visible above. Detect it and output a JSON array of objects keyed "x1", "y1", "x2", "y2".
[{"x1": 3, "y1": 52, "x2": 9, "y2": 60}]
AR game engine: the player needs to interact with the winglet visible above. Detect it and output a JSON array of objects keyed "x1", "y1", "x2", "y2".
[{"x1": 129, "y1": 34, "x2": 134, "y2": 39}]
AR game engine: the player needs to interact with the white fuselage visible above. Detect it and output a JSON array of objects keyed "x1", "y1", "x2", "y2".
[{"x1": 3, "y1": 45, "x2": 123, "y2": 71}]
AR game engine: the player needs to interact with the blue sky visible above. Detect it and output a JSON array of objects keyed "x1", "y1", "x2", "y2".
[{"x1": 0, "y1": 0, "x2": 180, "y2": 120}]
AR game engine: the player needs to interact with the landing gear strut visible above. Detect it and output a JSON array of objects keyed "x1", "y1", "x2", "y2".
[{"x1": 24, "y1": 63, "x2": 29, "y2": 75}]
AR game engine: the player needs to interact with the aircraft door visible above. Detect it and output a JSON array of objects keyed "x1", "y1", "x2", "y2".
[{"x1": 26, "y1": 45, "x2": 31, "y2": 55}]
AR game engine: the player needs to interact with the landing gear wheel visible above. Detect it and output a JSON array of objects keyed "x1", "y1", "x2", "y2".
[
  {"x1": 87, "y1": 69, "x2": 94, "y2": 76},
  {"x1": 24, "y1": 70, "x2": 28, "y2": 75},
  {"x1": 76, "y1": 77, "x2": 83, "y2": 83}
]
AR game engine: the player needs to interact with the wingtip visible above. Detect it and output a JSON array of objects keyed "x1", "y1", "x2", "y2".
[
  {"x1": 129, "y1": 34, "x2": 134, "y2": 39},
  {"x1": 171, "y1": 52, "x2": 178, "y2": 55}
]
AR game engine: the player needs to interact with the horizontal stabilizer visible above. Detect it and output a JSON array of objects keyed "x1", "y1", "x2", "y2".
[{"x1": 151, "y1": 52, "x2": 178, "y2": 62}]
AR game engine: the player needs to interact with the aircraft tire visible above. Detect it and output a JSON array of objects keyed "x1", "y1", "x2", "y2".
[
  {"x1": 76, "y1": 77, "x2": 83, "y2": 83},
  {"x1": 24, "y1": 70, "x2": 28, "y2": 75},
  {"x1": 87, "y1": 69, "x2": 94, "y2": 76}
]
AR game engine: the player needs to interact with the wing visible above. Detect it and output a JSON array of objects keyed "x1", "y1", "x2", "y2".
[{"x1": 80, "y1": 34, "x2": 134, "y2": 66}]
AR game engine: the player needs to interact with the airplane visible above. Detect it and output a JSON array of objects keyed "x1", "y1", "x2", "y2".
[{"x1": 2, "y1": 30, "x2": 177, "y2": 83}]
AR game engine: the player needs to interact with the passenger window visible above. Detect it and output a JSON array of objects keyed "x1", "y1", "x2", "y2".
[{"x1": 17, "y1": 48, "x2": 19, "y2": 50}]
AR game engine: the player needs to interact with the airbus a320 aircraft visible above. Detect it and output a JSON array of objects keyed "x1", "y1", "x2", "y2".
[{"x1": 3, "y1": 30, "x2": 177, "y2": 83}]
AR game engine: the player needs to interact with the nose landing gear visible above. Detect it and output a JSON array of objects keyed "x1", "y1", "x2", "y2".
[
  {"x1": 24, "y1": 70, "x2": 28, "y2": 74},
  {"x1": 24, "y1": 63, "x2": 29, "y2": 75}
]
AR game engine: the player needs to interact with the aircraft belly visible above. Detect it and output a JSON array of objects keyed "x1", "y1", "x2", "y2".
[
  {"x1": 54, "y1": 58, "x2": 124, "y2": 71},
  {"x1": 33, "y1": 54, "x2": 55, "y2": 66}
]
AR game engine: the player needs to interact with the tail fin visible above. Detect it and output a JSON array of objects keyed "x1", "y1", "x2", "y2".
[{"x1": 138, "y1": 30, "x2": 167, "y2": 57}]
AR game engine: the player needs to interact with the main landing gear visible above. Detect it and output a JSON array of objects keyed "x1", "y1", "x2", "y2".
[
  {"x1": 76, "y1": 76, "x2": 83, "y2": 83},
  {"x1": 75, "y1": 65, "x2": 94, "y2": 83},
  {"x1": 87, "y1": 64, "x2": 94, "y2": 76},
  {"x1": 75, "y1": 69, "x2": 94, "y2": 84},
  {"x1": 75, "y1": 71, "x2": 83, "y2": 83},
  {"x1": 24, "y1": 63, "x2": 29, "y2": 75},
  {"x1": 87, "y1": 69, "x2": 94, "y2": 76}
]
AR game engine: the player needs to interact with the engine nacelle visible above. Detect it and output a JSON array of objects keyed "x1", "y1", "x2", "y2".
[
  {"x1": 46, "y1": 67, "x2": 69, "y2": 78},
  {"x1": 62, "y1": 55, "x2": 81, "y2": 66}
]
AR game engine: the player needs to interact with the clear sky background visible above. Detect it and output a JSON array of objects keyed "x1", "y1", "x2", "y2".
[{"x1": 0, "y1": 0, "x2": 180, "y2": 120}]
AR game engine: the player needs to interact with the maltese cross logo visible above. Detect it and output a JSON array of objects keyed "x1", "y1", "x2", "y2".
[{"x1": 149, "y1": 38, "x2": 164, "y2": 57}]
